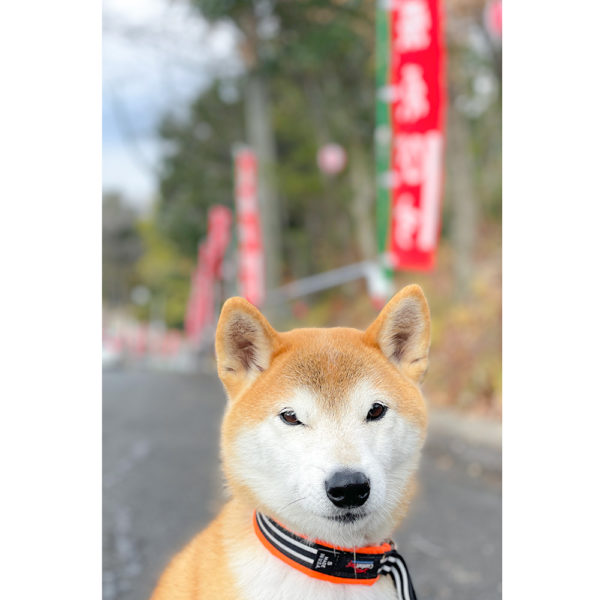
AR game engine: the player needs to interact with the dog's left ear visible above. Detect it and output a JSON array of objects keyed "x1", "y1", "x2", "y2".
[
  {"x1": 364, "y1": 284, "x2": 431, "y2": 383},
  {"x1": 215, "y1": 297, "x2": 280, "y2": 398}
]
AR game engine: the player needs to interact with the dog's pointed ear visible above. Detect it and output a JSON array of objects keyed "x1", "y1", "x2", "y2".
[
  {"x1": 364, "y1": 284, "x2": 431, "y2": 383},
  {"x1": 215, "y1": 297, "x2": 280, "y2": 398}
]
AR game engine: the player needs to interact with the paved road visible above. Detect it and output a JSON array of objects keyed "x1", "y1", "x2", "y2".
[{"x1": 103, "y1": 369, "x2": 501, "y2": 600}]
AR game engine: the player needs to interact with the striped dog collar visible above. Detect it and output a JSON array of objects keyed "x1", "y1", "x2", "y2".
[{"x1": 253, "y1": 511, "x2": 418, "y2": 600}]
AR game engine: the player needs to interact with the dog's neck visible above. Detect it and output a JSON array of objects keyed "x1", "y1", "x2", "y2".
[
  {"x1": 220, "y1": 500, "x2": 417, "y2": 599},
  {"x1": 251, "y1": 509, "x2": 418, "y2": 598}
]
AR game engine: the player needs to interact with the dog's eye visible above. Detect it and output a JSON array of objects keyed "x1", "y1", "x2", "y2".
[
  {"x1": 280, "y1": 410, "x2": 303, "y2": 426},
  {"x1": 366, "y1": 403, "x2": 387, "y2": 422}
]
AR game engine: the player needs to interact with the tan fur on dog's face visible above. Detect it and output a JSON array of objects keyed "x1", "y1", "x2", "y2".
[{"x1": 215, "y1": 285, "x2": 430, "y2": 547}]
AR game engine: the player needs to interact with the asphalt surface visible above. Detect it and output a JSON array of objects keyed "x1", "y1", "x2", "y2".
[{"x1": 103, "y1": 368, "x2": 501, "y2": 600}]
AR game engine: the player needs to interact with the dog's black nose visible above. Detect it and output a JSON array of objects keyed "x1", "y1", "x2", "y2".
[{"x1": 325, "y1": 470, "x2": 370, "y2": 508}]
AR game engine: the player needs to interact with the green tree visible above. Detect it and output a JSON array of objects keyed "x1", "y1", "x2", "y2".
[
  {"x1": 135, "y1": 215, "x2": 195, "y2": 329},
  {"x1": 191, "y1": 0, "x2": 284, "y2": 290},
  {"x1": 158, "y1": 1, "x2": 380, "y2": 281},
  {"x1": 155, "y1": 0, "x2": 501, "y2": 302},
  {"x1": 157, "y1": 86, "x2": 243, "y2": 259}
]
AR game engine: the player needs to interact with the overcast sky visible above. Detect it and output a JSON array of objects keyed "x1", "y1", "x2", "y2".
[{"x1": 102, "y1": 0, "x2": 240, "y2": 211}]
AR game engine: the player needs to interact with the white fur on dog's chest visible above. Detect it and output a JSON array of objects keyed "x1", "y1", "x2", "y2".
[{"x1": 228, "y1": 541, "x2": 398, "y2": 600}]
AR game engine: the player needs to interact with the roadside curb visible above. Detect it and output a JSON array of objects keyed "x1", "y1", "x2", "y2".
[
  {"x1": 426, "y1": 408, "x2": 502, "y2": 475},
  {"x1": 428, "y1": 408, "x2": 502, "y2": 449}
]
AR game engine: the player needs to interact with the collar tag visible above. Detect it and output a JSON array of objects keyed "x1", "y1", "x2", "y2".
[{"x1": 311, "y1": 548, "x2": 383, "y2": 579}]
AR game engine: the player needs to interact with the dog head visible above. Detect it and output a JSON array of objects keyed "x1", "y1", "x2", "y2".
[{"x1": 215, "y1": 284, "x2": 430, "y2": 547}]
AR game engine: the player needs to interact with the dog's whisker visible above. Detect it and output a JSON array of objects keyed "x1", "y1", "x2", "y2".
[{"x1": 279, "y1": 496, "x2": 308, "y2": 512}]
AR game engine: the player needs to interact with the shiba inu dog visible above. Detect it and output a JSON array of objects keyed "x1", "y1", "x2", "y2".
[{"x1": 151, "y1": 284, "x2": 430, "y2": 600}]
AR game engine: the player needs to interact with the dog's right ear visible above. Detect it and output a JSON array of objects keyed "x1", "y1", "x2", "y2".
[{"x1": 215, "y1": 297, "x2": 280, "y2": 399}]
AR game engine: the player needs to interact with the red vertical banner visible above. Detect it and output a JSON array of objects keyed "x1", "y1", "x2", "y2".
[
  {"x1": 185, "y1": 205, "x2": 232, "y2": 342},
  {"x1": 388, "y1": 0, "x2": 446, "y2": 271},
  {"x1": 185, "y1": 244, "x2": 213, "y2": 341},
  {"x1": 185, "y1": 242, "x2": 213, "y2": 340},
  {"x1": 234, "y1": 147, "x2": 265, "y2": 306},
  {"x1": 205, "y1": 205, "x2": 233, "y2": 280}
]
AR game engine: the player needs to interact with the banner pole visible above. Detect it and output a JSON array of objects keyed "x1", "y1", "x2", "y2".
[{"x1": 374, "y1": 0, "x2": 394, "y2": 305}]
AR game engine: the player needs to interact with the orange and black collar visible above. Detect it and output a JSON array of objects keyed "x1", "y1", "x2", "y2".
[{"x1": 253, "y1": 511, "x2": 418, "y2": 599}]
